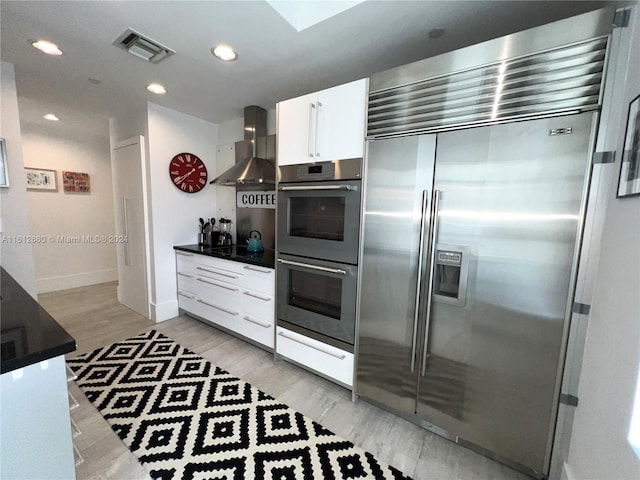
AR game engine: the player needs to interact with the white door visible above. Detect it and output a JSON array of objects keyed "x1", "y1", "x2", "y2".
[
  {"x1": 317, "y1": 78, "x2": 367, "y2": 162},
  {"x1": 111, "y1": 136, "x2": 149, "y2": 318},
  {"x1": 277, "y1": 91, "x2": 317, "y2": 165}
]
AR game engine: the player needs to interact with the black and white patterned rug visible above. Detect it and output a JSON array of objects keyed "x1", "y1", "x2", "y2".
[{"x1": 68, "y1": 330, "x2": 412, "y2": 480}]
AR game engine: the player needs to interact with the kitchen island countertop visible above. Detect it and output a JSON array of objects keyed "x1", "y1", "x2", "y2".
[{"x1": 174, "y1": 244, "x2": 275, "y2": 269}]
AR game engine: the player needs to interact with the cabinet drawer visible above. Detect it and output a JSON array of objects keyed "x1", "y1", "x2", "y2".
[
  {"x1": 197, "y1": 256, "x2": 245, "y2": 274},
  {"x1": 194, "y1": 275, "x2": 240, "y2": 311},
  {"x1": 177, "y1": 271, "x2": 196, "y2": 292},
  {"x1": 177, "y1": 289, "x2": 197, "y2": 312},
  {"x1": 239, "y1": 264, "x2": 274, "y2": 294},
  {"x1": 239, "y1": 288, "x2": 274, "y2": 319},
  {"x1": 276, "y1": 327, "x2": 353, "y2": 388},
  {"x1": 194, "y1": 296, "x2": 242, "y2": 323},
  {"x1": 235, "y1": 313, "x2": 274, "y2": 348},
  {"x1": 176, "y1": 251, "x2": 196, "y2": 273},
  {"x1": 194, "y1": 262, "x2": 245, "y2": 288}
]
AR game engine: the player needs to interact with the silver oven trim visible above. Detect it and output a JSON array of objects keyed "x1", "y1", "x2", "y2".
[{"x1": 278, "y1": 158, "x2": 363, "y2": 183}]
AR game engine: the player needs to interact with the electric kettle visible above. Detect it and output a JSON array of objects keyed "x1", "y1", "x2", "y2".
[{"x1": 246, "y1": 230, "x2": 264, "y2": 253}]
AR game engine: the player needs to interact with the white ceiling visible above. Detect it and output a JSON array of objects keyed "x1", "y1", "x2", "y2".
[{"x1": 1, "y1": 1, "x2": 610, "y2": 138}]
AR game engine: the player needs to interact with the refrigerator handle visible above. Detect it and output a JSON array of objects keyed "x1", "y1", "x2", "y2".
[
  {"x1": 421, "y1": 189, "x2": 441, "y2": 376},
  {"x1": 411, "y1": 190, "x2": 430, "y2": 372}
]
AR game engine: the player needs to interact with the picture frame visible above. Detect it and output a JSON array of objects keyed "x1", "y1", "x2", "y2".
[
  {"x1": 25, "y1": 167, "x2": 57, "y2": 191},
  {"x1": 0, "y1": 138, "x2": 9, "y2": 188},
  {"x1": 62, "y1": 171, "x2": 91, "y2": 193},
  {"x1": 617, "y1": 94, "x2": 640, "y2": 198}
]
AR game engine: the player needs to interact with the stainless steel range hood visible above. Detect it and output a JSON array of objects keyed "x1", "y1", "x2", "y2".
[{"x1": 210, "y1": 106, "x2": 275, "y2": 186}]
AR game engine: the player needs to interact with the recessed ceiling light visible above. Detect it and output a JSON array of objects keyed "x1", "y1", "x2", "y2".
[
  {"x1": 212, "y1": 45, "x2": 237, "y2": 61},
  {"x1": 31, "y1": 39, "x2": 63, "y2": 56},
  {"x1": 146, "y1": 83, "x2": 167, "y2": 95},
  {"x1": 43, "y1": 114, "x2": 59, "y2": 121}
]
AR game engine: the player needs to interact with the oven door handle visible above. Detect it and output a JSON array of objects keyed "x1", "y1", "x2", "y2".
[
  {"x1": 277, "y1": 258, "x2": 346, "y2": 276},
  {"x1": 278, "y1": 184, "x2": 357, "y2": 192}
]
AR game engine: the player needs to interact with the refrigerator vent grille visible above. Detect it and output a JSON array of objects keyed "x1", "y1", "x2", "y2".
[{"x1": 367, "y1": 36, "x2": 608, "y2": 138}]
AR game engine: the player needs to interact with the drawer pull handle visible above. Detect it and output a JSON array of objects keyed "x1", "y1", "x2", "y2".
[
  {"x1": 178, "y1": 291, "x2": 196, "y2": 300},
  {"x1": 243, "y1": 291, "x2": 271, "y2": 301},
  {"x1": 177, "y1": 272, "x2": 194, "y2": 278},
  {"x1": 243, "y1": 315, "x2": 271, "y2": 328},
  {"x1": 197, "y1": 277, "x2": 239, "y2": 292},
  {"x1": 243, "y1": 265, "x2": 272, "y2": 273},
  {"x1": 277, "y1": 332, "x2": 346, "y2": 360},
  {"x1": 197, "y1": 266, "x2": 239, "y2": 279},
  {"x1": 197, "y1": 299, "x2": 239, "y2": 316},
  {"x1": 176, "y1": 252, "x2": 194, "y2": 257}
]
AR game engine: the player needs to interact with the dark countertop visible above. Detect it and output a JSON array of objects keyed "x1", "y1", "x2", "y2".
[
  {"x1": 174, "y1": 244, "x2": 275, "y2": 269},
  {"x1": 1, "y1": 267, "x2": 76, "y2": 374}
]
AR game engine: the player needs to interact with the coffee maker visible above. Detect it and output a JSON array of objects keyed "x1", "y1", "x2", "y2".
[{"x1": 218, "y1": 218, "x2": 233, "y2": 246}]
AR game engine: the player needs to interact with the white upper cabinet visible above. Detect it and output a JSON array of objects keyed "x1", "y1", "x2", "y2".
[{"x1": 277, "y1": 78, "x2": 368, "y2": 166}]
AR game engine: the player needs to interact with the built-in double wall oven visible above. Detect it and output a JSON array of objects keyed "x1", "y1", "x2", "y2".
[{"x1": 276, "y1": 158, "x2": 362, "y2": 351}]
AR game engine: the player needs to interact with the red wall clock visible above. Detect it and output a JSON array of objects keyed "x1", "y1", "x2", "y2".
[{"x1": 169, "y1": 152, "x2": 208, "y2": 193}]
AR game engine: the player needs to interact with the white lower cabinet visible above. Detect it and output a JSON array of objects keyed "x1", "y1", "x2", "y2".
[
  {"x1": 276, "y1": 327, "x2": 354, "y2": 388},
  {"x1": 175, "y1": 252, "x2": 275, "y2": 349}
]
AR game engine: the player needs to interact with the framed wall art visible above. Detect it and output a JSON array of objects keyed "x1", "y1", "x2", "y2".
[
  {"x1": 63, "y1": 171, "x2": 90, "y2": 193},
  {"x1": 25, "y1": 167, "x2": 57, "y2": 191},
  {"x1": 0, "y1": 138, "x2": 9, "y2": 188},
  {"x1": 617, "y1": 94, "x2": 640, "y2": 198}
]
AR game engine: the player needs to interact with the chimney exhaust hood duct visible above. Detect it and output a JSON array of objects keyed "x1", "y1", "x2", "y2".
[{"x1": 210, "y1": 106, "x2": 275, "y2": 186}]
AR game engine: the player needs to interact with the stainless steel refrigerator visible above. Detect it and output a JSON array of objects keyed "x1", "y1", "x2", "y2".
[{"x1": 356, "y1": 111, "x2": 598, "y2": 476}]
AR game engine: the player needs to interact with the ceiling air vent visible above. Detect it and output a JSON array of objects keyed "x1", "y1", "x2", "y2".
[{"x1": 113, "y1": 28, "x2": 175, "y2": 64}]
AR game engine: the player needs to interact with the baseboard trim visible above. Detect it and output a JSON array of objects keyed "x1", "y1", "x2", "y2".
[
  {"x1": 37, "y1": 269, "x2": 117, "y2": 293},
  {"x1": 151, "y1": 298, "x2": 179, "y2": 323}
]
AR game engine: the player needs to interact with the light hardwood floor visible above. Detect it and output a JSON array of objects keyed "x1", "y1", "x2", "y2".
[{"x1": 40, "y1": 282, "x2": 529, "y2": 480}]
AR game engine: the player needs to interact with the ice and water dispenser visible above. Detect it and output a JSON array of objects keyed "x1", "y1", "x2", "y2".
[{"x1": 433, "y1": 245, "x2": 469, "y2": 307}]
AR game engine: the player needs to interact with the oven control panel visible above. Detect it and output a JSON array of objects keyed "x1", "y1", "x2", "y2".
[
  {"x1": 296, "y1": 162, "x2": 335, "y2": 180},
  {"x1": 278, "y1": 158, "x2": 362, "y2": 183}
]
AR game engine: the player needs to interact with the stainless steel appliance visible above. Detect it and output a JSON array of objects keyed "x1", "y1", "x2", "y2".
[
  {"x1": 276, "y1": 158, "x2": 363, "y2": 350},
  {"x1": 276, "y1": 253, "x2": 357, "y2": 349},
  {"x1": 277, "y1": 158, "x2": 362, "y2": 265},
  {"x1": 357, "y1": 9, "x2": 611, "y2": 479},
  {"x1": 217, "y1": 218, "x2": 233, "y2": 246}
]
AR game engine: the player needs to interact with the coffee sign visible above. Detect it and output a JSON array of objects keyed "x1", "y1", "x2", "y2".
[{"x1": 236, "y1": 191, "x2": 276, "y2": 209}]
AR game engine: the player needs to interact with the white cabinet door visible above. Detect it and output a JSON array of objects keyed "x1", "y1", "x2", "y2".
[
  {"x1": 277, "y1": 78, "x2": 367, "y2": 166},
  {"x1": 277, "y1": 92, "x2": 317, "y2": 166},
  {"x1": 317, "y1": 78, "x2": 367, "y2": 162},
  {"x1": 112, "y1": 136, "x2": 149, "y2": 318}
]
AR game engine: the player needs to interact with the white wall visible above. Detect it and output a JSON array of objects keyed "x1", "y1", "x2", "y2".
[
  {"x1": 146, "y1": 102, "x2": 218, "y2": 321},
  {"x1": 565, "y1": 6, "x2": 640, "y2": 480},
  {"x1": 0, "y1": 62, "x2": 36, "y2": 297},
  {"x1": 22, "y1": 125, "x2": 117, "y2": 293}
]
